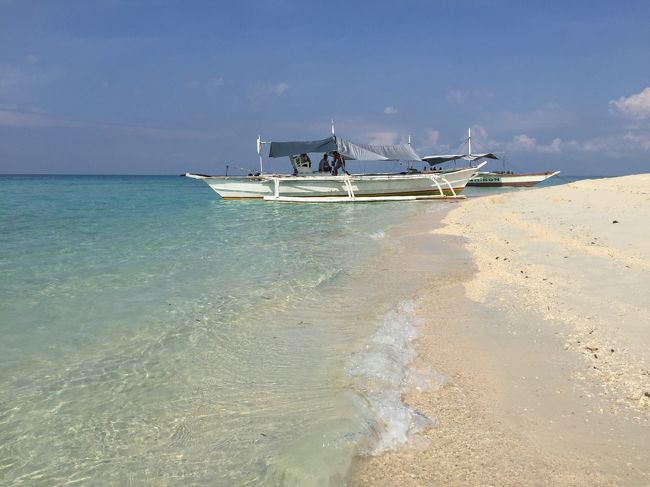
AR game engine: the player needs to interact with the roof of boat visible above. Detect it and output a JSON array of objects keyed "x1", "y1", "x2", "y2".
[
  {"x1": 268, "y1": 135, "x2": 422, "y2": 161},
  {"x1": 421, "y1": 152, "x2": 499, "y2": 164}
]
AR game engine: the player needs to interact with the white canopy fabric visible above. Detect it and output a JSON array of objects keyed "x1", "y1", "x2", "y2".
[
  {"x1": 422, "y1": 152, "x2": 499, "y2": 164},
  {"x1": 335, "y1": 138, "x2": 421, "y2": 161},
  {"x1": 268, "y1": 135, "x2": 422, "y2": 161},
  {"x1": 268, "y1": 137, "x2": 337, "y2": 158}
]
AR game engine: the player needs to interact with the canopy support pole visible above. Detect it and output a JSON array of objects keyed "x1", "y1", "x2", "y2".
[{"x1": 256, "y1": 136, "x2": 263, "y2": 174}]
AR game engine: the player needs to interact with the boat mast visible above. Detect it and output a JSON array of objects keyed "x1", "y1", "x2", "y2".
[
  {"x1": 405, "y1": 134, "x2": 412, "y2": 170},
  {"x1": 468, "y1": 127, "x2": 472, "y2": 160},
  {"x1": 257, "y1": 135, "x2": 264, "y2": 174}
]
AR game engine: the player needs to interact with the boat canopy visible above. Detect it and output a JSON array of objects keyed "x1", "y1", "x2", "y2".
[
  {"x1": 268, "y1": 135, "x2": 422, "y2": 161},
  {"x1": 422, "y1": 152, "x2": 499, "y2": 164}
]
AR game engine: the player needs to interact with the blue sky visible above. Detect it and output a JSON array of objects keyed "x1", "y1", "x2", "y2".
[{"x1": 1, "y1": 0, "x2": 649, "y2": 175}]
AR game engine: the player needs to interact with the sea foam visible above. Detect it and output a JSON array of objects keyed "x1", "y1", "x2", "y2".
[{"x1": 347, "y1": 300, "x2": 439, "y2": 455}]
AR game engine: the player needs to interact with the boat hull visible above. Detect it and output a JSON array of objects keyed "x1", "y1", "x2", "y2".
[
  {"x1": 468, "y1": 171, "x2": 560, "y2": 187},
  {"x1": 187, "y1": 166, "x2": 480, "y2": 200}
]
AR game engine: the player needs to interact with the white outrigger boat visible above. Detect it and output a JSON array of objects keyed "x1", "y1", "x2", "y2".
[
  {"x1": 186, "y1": 134, "x2": 484, "y2": 203},
  {"x1": 465, "y1": 170, "x2": 560, "y2": 187},
  {"x1": 423, "y1": 128, "x2": 559, "y2": 188}
]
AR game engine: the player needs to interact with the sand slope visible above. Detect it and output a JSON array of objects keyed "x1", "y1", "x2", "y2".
[
  {"x1": 354, "y1": 175, "x2": 650, "y2": 485},
  {"x1": 438, "y1": 175, "x2": 650, "y2": 410}
]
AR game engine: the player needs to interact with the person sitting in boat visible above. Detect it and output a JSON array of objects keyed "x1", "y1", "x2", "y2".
[
  {"x1": 332, "y1": 151, "x2": 349, "y2": 176},
  {"x1": 318, "y1": 153, "x2": 331, "y2": 173}
]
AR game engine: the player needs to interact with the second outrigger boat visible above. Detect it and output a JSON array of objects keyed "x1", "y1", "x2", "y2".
[
  {"x1": 186, "y1": 133, "x2": 483, "y2": 203},
  {"x1": 422, "y1": 128, "x2": 560, "y2": 188},
  {"x1": 465, "y1": 170, "x2": 560, "y2": 187}
]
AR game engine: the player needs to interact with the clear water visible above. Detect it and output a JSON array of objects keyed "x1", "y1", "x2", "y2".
[{"x1": 0, "y1": 176, "x2": 432, "y2": 485}]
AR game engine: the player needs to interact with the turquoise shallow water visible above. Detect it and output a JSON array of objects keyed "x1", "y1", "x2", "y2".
[{"x1": 0, "y1": 175, "x2": 432, "y2": 485}]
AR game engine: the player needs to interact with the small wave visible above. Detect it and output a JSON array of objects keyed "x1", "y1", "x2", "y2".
[
  {"x1": 369, "y1": 230, "x2": 385, "y2": 240},
  {"x1": 347, "y1": 300, "x2": 442, "y2": 455}
]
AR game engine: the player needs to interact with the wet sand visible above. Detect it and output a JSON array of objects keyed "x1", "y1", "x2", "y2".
[{"x1": 353, "y1": 175, "x2": 650, "y2": 485}]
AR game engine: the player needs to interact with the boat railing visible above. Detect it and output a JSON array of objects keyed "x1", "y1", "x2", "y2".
[{"x1": 263, "y1": 172, "x2": 466, "y2": 203}]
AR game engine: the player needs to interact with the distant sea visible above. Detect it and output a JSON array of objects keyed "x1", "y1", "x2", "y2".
[{"x1": 0, "y1": 175, "x2": 438, "y2": 485}]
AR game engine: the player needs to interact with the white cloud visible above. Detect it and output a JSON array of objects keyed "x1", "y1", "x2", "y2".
[
  {"x1": 446, "y1": 89, "x2": 465, "y2": 105},
  {"x1": 504, "y1": 131, "x2": 650, "y2": 156},
  {"x1": 426, "y1": 129, "x2": 439, "y2": 144},
  {"x1": 511, "y1": 134, "x2": 536, "y2": 150},
  {"x1": 0, "y1": 108, "x2": 219, "y2": 139},
  {"x1": 622, "y1": 132, "x2": 650, "y2": 150},
  {"x1": 415, "y1": 128, "x2": 453, "y2": 156},
  {"x1": 416, "y1": 121, "x2": 650, "y2": 163},
  {"x1": 383, "y1": 106, "x2": 398, "y2": 115},
  {"x1": 468, "y1": 125, "x2": 491, "y2": 150},
  {"x1": 490, "y1": 103, "x2": 573, "y2": 131},
  {"x1": 366, "y1": 131, "x2": 400, "y2": 145},
  {"x1": 446, "y1": 88, "x2": 494, "y2": 106},
  {"x1": 0, "y1": 64, "x2": 61, "y2": 95},
  {"x1": 566, "y1": 133, "x2": 650, "y2": 154},
  {"x1": 312, "y1": 115, "x2": 411, "y2": 147},
  {"x1": 0, "y1": 109, "x2": 80, "y2": 129},
  {"x1": 506, "y1": 134, "x2": 562, "y2": 153},
  {"x1": 249, "y1": 81, "x2": 289, "y2": 109},
  {"x1": 0, "y1": 66, "x2": 30, "y2": 95},
  {"x1": 188, "y1": 77, "x2": 224, "y2": 90},
  {"x1": 609, "y1": 87, "x2": 650, "y2": 119},
  {"x1": 273, "y1": 82, "x2": 289, "y2": 95}
]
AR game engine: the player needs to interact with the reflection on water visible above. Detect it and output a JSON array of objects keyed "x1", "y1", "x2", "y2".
[{"x1": 0, "y1": 175, "x2": 436, "y2": 485}]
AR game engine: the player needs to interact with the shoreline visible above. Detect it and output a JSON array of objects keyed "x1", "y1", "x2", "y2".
[{"x1": 353, "y1": 175, "x2": 650, "y2": 485}]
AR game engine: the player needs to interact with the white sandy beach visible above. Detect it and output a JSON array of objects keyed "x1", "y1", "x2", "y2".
[{"x1": 354, "y1": 174, "x2": 650, "y2": 485}]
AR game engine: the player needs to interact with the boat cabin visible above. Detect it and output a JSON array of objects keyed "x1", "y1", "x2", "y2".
[{"x1": 289, "y1": 154, "x2": 312, "y2": 175}]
